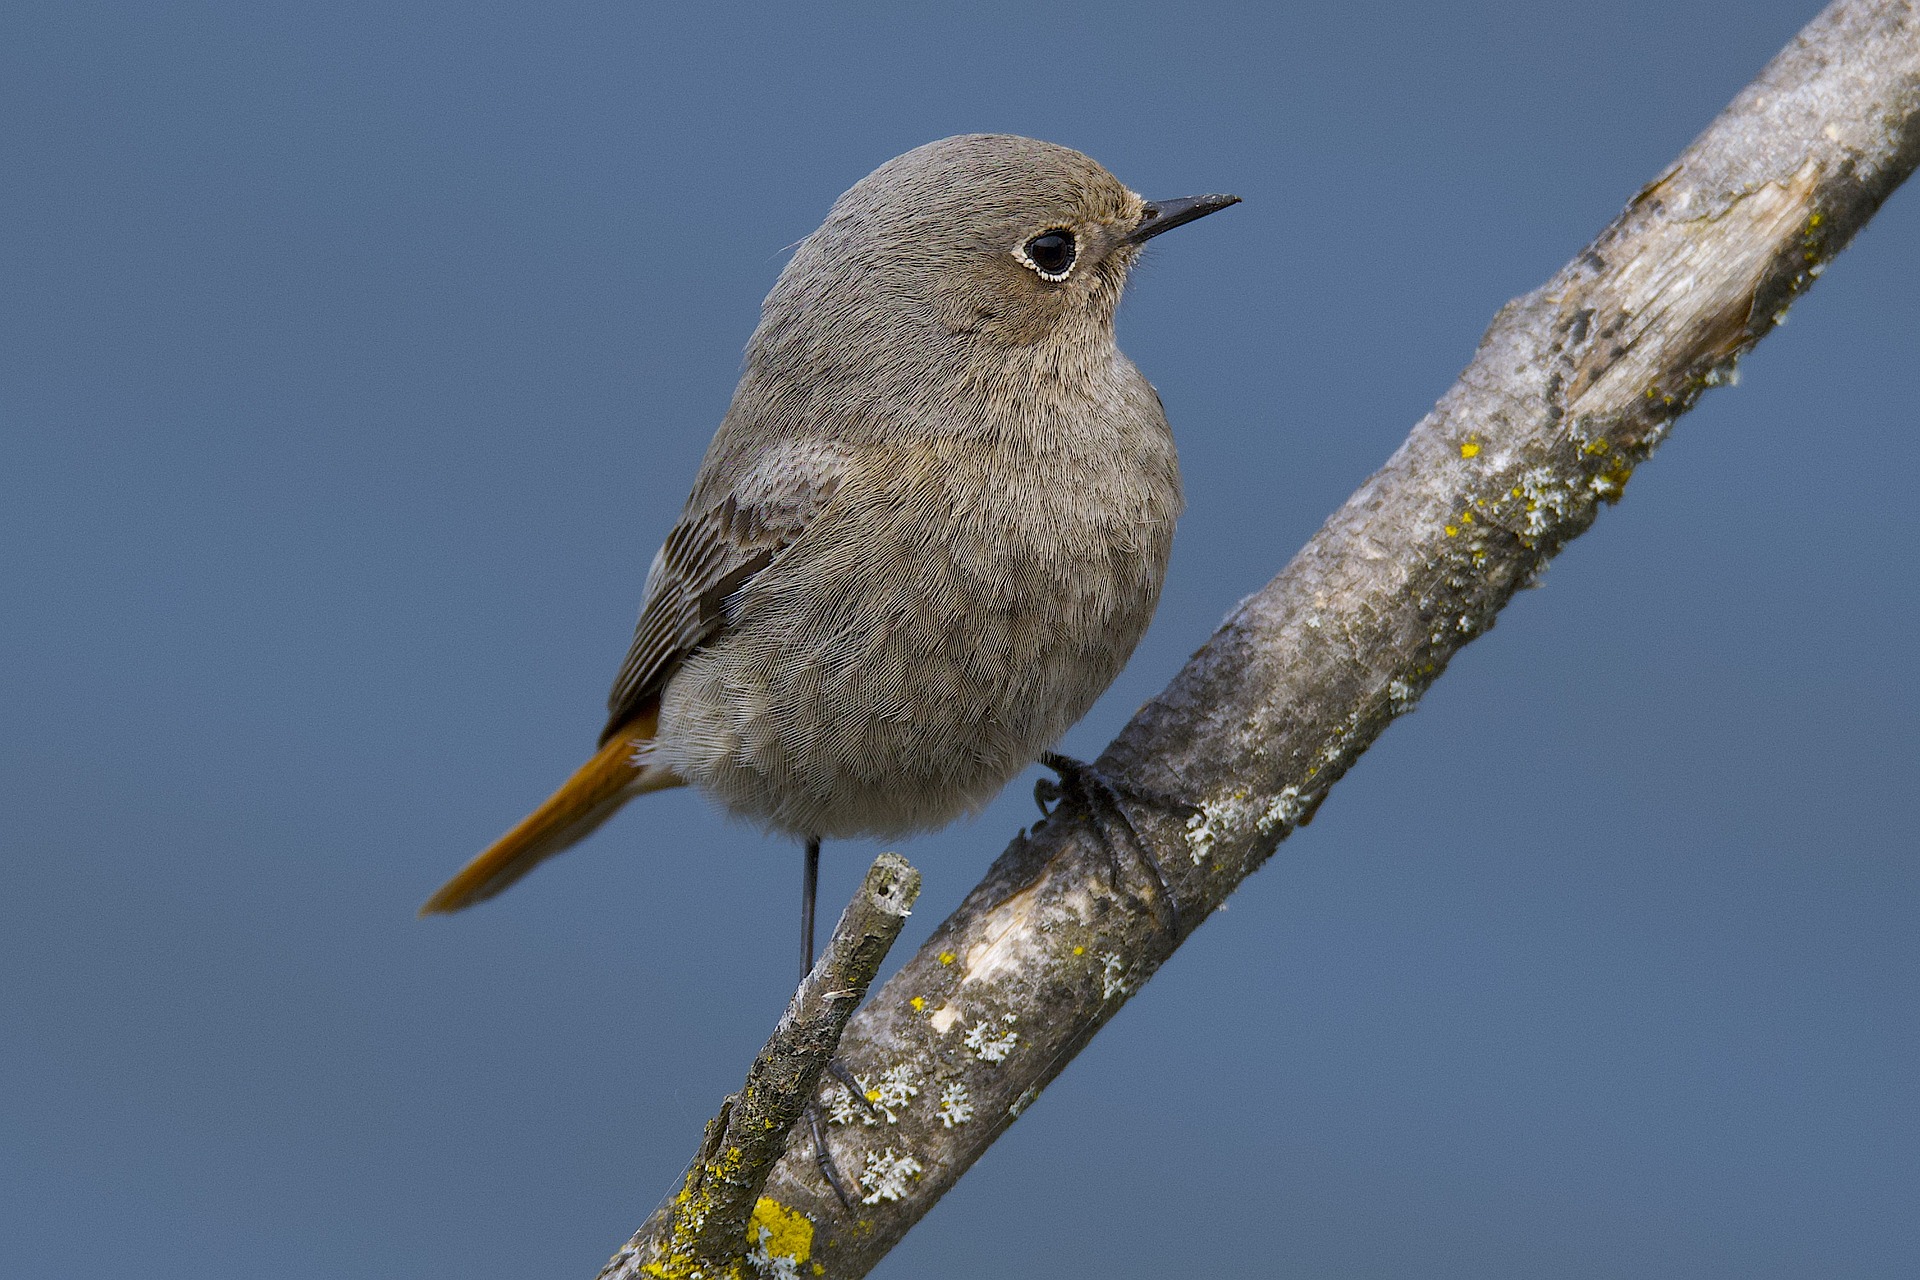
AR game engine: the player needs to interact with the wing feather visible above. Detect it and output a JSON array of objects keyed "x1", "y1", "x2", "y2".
[{"x1": 600, "y1": 444, "x2": 845, "y2": 742}]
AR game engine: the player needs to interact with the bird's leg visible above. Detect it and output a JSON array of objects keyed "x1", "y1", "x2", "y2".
[
  {"x1": 1036, "y1": 751, "x2": 1191, "y2": 937},
  {"x1": 798, "y1": 835, "x2": 861, "y2": 1211},
  {"x1": 802, "y1": 842, "x2": 880, "y2": 1108},
  {"x1": 807, "y1": 1104, "x2": 857, "y2": 1212},
  {"x1": 820, "y1": 1059, "x2": 873, "y2": 1104},
  {"x1": 801, "y1": 836, "x2": 820, "y2": 980}
]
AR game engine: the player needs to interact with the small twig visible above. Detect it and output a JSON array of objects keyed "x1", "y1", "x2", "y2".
[{"x1": 597, "y1": 853, "x2": 920, "y2": 1280}]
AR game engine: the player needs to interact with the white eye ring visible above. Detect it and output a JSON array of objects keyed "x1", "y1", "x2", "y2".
[{"x1": 1012, "y1": 229, "x2": 1077, "y2": 282}]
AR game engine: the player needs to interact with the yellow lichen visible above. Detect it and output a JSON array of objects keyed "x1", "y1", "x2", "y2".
[
  {"x1": 749, "y1": 1197, "x2": 813, "y2": 1268},
  {"x1": 938, "y1": 951, "x2": 955, "y2": 965},
  {"x1": 909, "y1": 995, "x2": 926, "y2": 1012},
  {"x1": 1459, "y1": 441, "x2": 1480, "y2": 458},
  {"x1": 635, "y1": 1140, "x2": 779, "y2": 1278}
]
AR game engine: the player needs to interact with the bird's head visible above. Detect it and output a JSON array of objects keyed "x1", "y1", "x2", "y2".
[{"x1": 762, "y1": 134, "x2": 1238, "y2": 351}]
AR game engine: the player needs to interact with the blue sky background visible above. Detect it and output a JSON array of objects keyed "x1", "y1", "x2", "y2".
[{"x1": 4, "y1": 3, "x2": 1916, "y2": 1276}]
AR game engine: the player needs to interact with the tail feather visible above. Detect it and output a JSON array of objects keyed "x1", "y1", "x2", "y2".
[{"x1": 421, "y1": 707, "x2": 682, "y2": 915}]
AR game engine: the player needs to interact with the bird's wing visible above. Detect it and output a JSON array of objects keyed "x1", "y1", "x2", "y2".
[{"x1": 601, "y1": 441, "x2": 847, "y2": 742}]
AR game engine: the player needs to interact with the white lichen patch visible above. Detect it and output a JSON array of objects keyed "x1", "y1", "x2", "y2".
[
  {"x1": 927, "y1": 1003, "x2": 960, "y2": 1035},
  {"x1": 858, "y1": 1149, "x2": 923, "y2": 1204},
  {"x1": 824, "y1": 1065, "x2": 919, "y2": 1125},
  {"x1": 747, "y1": 1225, "x2": 802, "y2": 1280},
  {"x1": 1700, "y1": 356, "x2": 1741, "y2": 387},
  {"x1": 866, "y1": 1064, "x2": 919, "y2": 1123},
  {"x1": 1515, "y1": 465, "x2": 1581, "y2": 538},
  {"x1": 1184, "y1": 786, "x2": 1307, "y2": 863},
  {"x1": 1100, "y1": 951, "x2": 1130, "y2": 1000},
  {"x1": 821, "y1": 1082, "x2": 863, "y2": 1126},
  {"x1": 936, "y1": 1082, "x2": 974, "y2": 1128},
  {"x1": 1183, "y1": 807, "x2": 1221, "y2": 863},
  {"x1": 963, "y1": 1014, "x2": 1019, "y2": 1063},
  {"x1": 1386, "y1": 677, "x2": 1419, "y2": 714}
]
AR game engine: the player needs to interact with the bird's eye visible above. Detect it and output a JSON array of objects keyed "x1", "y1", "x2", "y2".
[{"x1": 1021, "y1": 230, "x2": 1076, "y2": 281}]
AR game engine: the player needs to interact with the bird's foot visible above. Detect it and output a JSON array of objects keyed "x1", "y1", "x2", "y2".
[
  {"x1": 805, "y1": 1060, "x2": 879, "y2": 1212},
  {"x1": 1034, "y1": 751, "x2": 1191, "y2": 937},
  {"x1": 806, "y1": 1102, "x2": 857, "y2": 1211},
  {"x1": 825, "y1": 1058, "x2": 870, "y2": 1104}
]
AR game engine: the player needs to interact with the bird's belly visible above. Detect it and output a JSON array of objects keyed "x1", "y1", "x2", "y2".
[{"x1": 655, "y1": 488, "x2": 1173, "y2": 840}]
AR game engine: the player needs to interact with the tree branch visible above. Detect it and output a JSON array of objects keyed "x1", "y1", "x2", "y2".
[{"x1": 602, "y1": 2, "x2": 1920, "y2": 1275}]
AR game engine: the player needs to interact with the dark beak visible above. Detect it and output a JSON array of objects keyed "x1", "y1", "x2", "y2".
[{"x1": 1125, "y1": 193, "x2": 1241, "y2": 245}]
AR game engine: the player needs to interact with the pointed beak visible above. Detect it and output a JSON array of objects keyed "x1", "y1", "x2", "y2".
[{"x1": 1125, "y1": 193, "x2": 1241, "y2": 245}]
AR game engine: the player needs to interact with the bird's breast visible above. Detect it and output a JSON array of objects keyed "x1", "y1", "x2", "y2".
[{"x1": 656, "y1": 373, "x2": 1181, "y2": 840}]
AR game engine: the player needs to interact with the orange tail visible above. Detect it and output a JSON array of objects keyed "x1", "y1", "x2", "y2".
[{"x1": 420, "y1": 708, "x2": 683, "y2": 915}]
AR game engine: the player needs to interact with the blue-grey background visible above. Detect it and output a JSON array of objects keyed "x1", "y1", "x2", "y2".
[{"x1": 4, "y1": 3, "x2": 1915, "y2": 1276}]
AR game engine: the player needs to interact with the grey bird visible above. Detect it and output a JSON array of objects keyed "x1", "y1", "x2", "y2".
[{"x1": 422, "y1": 134, "x2": 1238, "y2": 962}]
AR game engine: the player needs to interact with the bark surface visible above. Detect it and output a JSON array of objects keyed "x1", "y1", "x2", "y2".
[{"x1": 604, "y1": 2, "x2": 1920, "y2": 1275}]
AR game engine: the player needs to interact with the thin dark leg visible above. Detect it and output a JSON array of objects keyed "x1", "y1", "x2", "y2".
[
  {"x1": 801, "y1": 836, "x2": 821, "y2": 983},
  {"x1": 809, "y1": 1105, "x2": 856, "y2": 1211}
]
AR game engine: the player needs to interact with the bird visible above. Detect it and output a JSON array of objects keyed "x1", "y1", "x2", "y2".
[{"x1": 421, "y1": 133, "x2": 1237, "y2": 979}]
